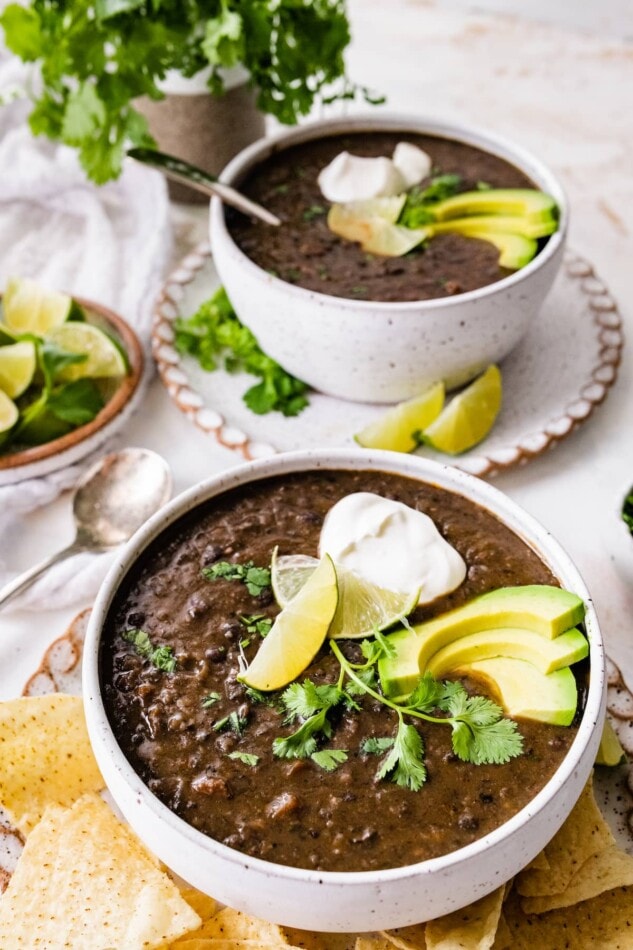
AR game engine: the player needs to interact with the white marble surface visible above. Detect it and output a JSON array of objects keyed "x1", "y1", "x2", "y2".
[{"x1": 0, "y1": 0, "x2": 632, "y2": 697}]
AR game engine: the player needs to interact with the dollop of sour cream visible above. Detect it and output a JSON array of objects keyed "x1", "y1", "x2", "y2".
[
  {"x1": 319, "y1": 492, "x2": 466, "y2": 605},
  {"x1": 317, "y1": 143, "x2": 432, "y2": 203}
]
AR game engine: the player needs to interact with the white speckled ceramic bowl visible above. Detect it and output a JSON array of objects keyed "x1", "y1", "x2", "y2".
[
  {"x1": 83, "y1": 449, "x2": 604, "y2": 932},
  {"x1": 210, "y1": 115, "x2": 568, "y2": 404}
]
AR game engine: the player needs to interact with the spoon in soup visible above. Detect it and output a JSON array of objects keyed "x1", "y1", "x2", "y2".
[
  {"x1": 0, "y1": 447, "x2": 172, "y2": 611},
  {"x1": 127, "y1": 147, "x2": 281, "y2": 227}
]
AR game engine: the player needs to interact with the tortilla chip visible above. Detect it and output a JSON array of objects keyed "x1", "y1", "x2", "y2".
[
  {"x1": 171, "y1": 943, "x2": 287, "y2": 949},
  {"x1": 282, "y1": 928, "x2": 356, "y2": 949},
  {"x1": 490, "y1": 913, "x2": 511, "y2": 950},
  {"x1": 522, "y1": 850, "x2": 550, "y2": 873},
  {"x1": 425, "y1": 887, "x2": 505, "y2": 950},
  {"x1": 0, "y1": 794, "x2": 200, "y2": 948},
  {"x1": 382, "y1": 925, "x2": 426, "y2": 949},
  {"x1": 0, "y1": 694, "x2": 104, "y2": 833},
  {"x1": 503, "y1": 884, "x2": 633, "y2": 948},
  {"x1": 521, "y1": 845, "x2": 633, "y2": 914},
  {"x1": 356, "y1": 939, "x2": 399, "y2": 950},
  {"x1": 185, "y1": 907, "x2": 287, "y2": 943},
  {"x1": 516, "y1": 779, "x2": 615, "y2": 898}
]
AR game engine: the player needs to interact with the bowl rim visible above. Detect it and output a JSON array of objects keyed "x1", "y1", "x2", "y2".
[
  {"x1": 83, "y1": 448, "x2": 604, "y2": 888},
  {"x1": 0, "y1": 295, "x2": 144, "y2": 472},
  {"x1": 210, "y1": 112, "x2": 569, "y2": 312}
]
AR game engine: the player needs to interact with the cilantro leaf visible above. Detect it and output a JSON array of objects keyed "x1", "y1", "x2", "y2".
[
  {"x1": 281, "y1": 680, "x2": 343, "y2": 723},
  {"x1": 399, "y1": 174, "x2": 462, "y2": 229},
  {"x1": 47, "y1": 379, "x2": 104, "y2": 425},
  {"x1": 406, "y1": 671, "x2": 449, "y2": 713},
  {"x1": 361, "y1": 736, "x2": 395, "y2": 755},
  {"x1": 345, "y1": 666, "x2": 377, "y2": 698},
  {"x1": 174, "y1": 288, "x2": 309, "y2": 417},
  {"x1": 376, "y1": 718, "x2": 427, "y2": 791},
  {"x1": 227, "y1": 750, "x2": 259, "y2": 767},
  {"x1": 202, "y1": 691, "x2": 221, "y2": 708},
  {"x1": 240, "y1": 614, "x2": 273, "y2": 637},
  {"x1": 0, "y1": 5, "x2": 43, "y2": 60},
  {"x1": 311, "y1": 749, "x2": 348, "y2": 772},
  {"x1": 214, "y1": 711, "x2": 248, "y2": 736},
  {"x1": 272, "y1": 707, "x2": 331, "y2": 760},
  {"x1": 202, "y1": 559, "x2": 271, "y2": 597},
  {"x1": 38, "y1": 341, "x2": 87, "y2": 391},
  {"x1": 122, "y1": 628, "x2": 176, "y2": 672}
]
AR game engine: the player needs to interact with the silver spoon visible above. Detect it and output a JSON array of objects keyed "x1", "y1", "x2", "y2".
[
  {"x1": 0, "y1": 448, "x2": 172, "y2": 611},
  {"x1": 127, "y1": 147, "x2": 281, "y2": 227}
]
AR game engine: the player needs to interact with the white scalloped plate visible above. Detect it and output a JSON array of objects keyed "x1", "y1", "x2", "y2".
[{"x1": 154, "y1": 245, "x2": 623, "y2": 477}]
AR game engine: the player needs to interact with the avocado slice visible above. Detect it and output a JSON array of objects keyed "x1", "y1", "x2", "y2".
[
  {"x1": 455, "y1": 656, "x2": 578, "y2": 726},
  {"x1": 463, "y1": 232, "x2": 538, "y2": 270},
  {"x1": 426, "y1": 627, "x2": 588, "y2": 678},
  {"x1": 378, "y1": 585, "x2": 585, "y2": 699},
  {"x1": 595, "y1": 720, "x2": 626, "y2": 766},
  {"x1": 431, "y1": 214, "x2": 558, "y2": 241},
  {"x1": 430, "y1": 188, "x2": 558, "y2": 224}
]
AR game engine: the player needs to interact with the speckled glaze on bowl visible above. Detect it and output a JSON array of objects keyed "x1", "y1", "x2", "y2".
[
  {"x1": 0, "y1": 298, "x2": 144, "y2": 486},
  {"x1": 83, "y1": 449, "x2": 604, "y2": 932},
  {"x1": 210, "y1": 115, "x2": 568, "y2": 404}
]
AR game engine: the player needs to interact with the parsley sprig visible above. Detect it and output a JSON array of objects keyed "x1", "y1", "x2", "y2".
[
  {"x1": 174, "y1": 288, "x2": 309, "y2": 417},
  {"x1": 202, "y1": 560, "x2": 271, "y2": 597},
  {"x1": 122, "y1": 629, "x2": 177, "y2": 673}
]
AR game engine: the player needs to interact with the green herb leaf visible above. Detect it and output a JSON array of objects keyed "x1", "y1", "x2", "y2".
[
  {"x1": 399, "y1": 174, "x2": 462, "y2": 229},
  {"x1": 273, "y1": 707, "x2": 332, "y2": 760},
  {"x1": 47, "y1": 379, "x2": 104, "y2": 425},
  {"x1": 122, "y1": 629, "x2": 176, "y2": 672},
  {"x1": 280, "y1": 680, "x2": 343, "y2": 723},
  {"x1": 311, "y1": 749, "x2": 348, "y2": 772},
  {"x1": 38, "y1": 341, "x2": 87, "y2": 391},
  {"x1": 227, "y1": 750, "x2": 260, "y2": 767},
  {"x1": 174, "y1": 287, "x2": 309, "y2": 417},
  {"x1": 202, "y1": 559, "x2": 271, "y2": 597},
  {"x1": 303, "y1": 204, "x2": 326, "y2": 221},
  {"x1": 0, "y1": 4, "x2": 43, "y2": 60},
  {"x1": 361, "y1": 736, "x2": 395, "y2": 755},
  {"x1": 622, "y1": 488, "x2": 633, "y2": 535},
  {"x1": 376, "y1": 718, "x2": 427, "y2": 791},
  {"x1": 202, "y1": 691, "x2": 221, "y2": 708},
  {"x1": 240, "y1": 614, "x2": 273, "y2": 637},
  {"x1": 214, "y1": 711, "x2": 248, "y2": 736}
]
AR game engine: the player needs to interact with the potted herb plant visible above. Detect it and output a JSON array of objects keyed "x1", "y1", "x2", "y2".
[{"x1": 1, "y1": 0, "x2": 378, "y2": 196}]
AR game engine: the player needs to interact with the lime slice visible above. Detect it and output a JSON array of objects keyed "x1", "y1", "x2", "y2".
[
  {"x1": 46, "y1": 323, "x2": 126, "y2": 381},
  {"x1": 0, "y1": 341, "x2": 37, "y2": 398},
  {"x1": 362, "y1": 219, "x2": 428, "y2": 257},
  {"x1": 421, "y1": 365, "x2": 502, "y2": 455},
  {"x1": 272, "y1": 552, "x2": 420, "y2": 640},
  {"x1": 240, "y1": 554, "x2": 338, "y2": 691},
  {"x1": 355, "y1": 381, "x2": 445, "y2": 452},
  {"x1": 595, "y1": 720, "x2": 626, "y2": 767},
  {"x1": 0, "y1": 389, "x2": 18, "y2": 440},
  {"x1": 3, "y1": 277, "x2": 71, "y2": 335}
]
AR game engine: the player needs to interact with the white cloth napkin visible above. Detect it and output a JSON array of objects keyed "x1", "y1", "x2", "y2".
[{"x1": 0, "y1": 53, "x2": 172, "y2": 611}]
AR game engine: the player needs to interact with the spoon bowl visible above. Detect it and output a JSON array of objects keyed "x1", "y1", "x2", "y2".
[{"x1": 0, "y1": 448, "x2": 172, "y2": 611}]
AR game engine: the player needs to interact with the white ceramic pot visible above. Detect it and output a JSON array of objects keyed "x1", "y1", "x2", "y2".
[
  {"x1": 210, "y1": 115, "x2": 568, "y2": 403},
  {"x1": 83, "y1": 449, "x2": 603, "y2": 932}
]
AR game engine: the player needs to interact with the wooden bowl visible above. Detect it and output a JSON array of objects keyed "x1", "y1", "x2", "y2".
[{"x1": 0, "y1": 297, "x2": 144, "y2": 486}]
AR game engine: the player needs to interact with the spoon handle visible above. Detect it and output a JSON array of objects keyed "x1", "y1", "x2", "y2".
[
  {"x1": 0, "y1": 541, "x2": 84, "y2": 611},
  {"x1": 127, "y1": 147, "x2": 281, "y2": 227}
]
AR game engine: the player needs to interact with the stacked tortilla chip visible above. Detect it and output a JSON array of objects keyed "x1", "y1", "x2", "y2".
[{"x1": 1, "y1": 694, "x2": 632, "y2": 949}]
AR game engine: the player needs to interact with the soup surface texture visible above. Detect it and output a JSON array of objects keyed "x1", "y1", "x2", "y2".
[
  {"x1": 102, "y1": 470, "x2": 580, "y2": 872},
  {"x1": 227, "y1": 132, "x2": 534, "y2": 302}
]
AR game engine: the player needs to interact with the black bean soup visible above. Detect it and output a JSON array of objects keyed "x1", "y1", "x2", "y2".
[
  {"x1": 102, "y1": 470, "x2": 581, "y2": 873},
  {"x1": 227, "y1": 132, "x2": 535, "y2": 302}
]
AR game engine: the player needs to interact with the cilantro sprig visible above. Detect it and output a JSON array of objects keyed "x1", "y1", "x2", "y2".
[
  {"x1": 0, "y1": 1, "x2": 379, "y2": 183},
  {"x1": 202, "y1": 559, "x2": 271, "y2": 597},
  {"x1": 399, "y1": 174, "x2": 462, "y2": 229},
  {"x1": 122, "y1": 629, "x2": 177, "y2": 673},
  {"x1": 174, "y1": 288, "x2": 309, "y2": 417}
]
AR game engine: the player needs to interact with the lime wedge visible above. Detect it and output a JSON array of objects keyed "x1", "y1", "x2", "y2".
[
  {"x1": 240, "y1": 554, "x2": 338, "y2": 691},
  {"x1": 3, "y1": 277, "x2": 71, "y2": 335},
  {"x1": 0, "y1": 389, "x2": 18, "y2": 441},
  {"x1": 46, "y1": 323, "x2": 126, "y2": 381},
  {"x1": 0, "y1": 341, "x2": 37, "y2": 398},
  {"x1": 355, "y1": 381, "x2": 445, "y2": 452},
  {"x1": 272, "y1": 552, "x2": 419, "y2": 640},
  {"x1": 595, "y1": 720, "x2": 626, "y2": 767},
  {"x1": 421, "y1": 365, "x2": 502, "y2": 455}
]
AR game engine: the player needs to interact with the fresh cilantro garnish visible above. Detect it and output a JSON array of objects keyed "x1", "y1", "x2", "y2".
[
  {"x1": 477, "y1": 180, "x2": 493, "y2": 191},
  {"x1": 202, "y1": 560, "x2": 271, "y2": 597},
  {"x1": 376, "y1": 716, "x2": 427, "y2": 791},
  {"x1": 240, "y1": 614, "x2": 273, "y2": 637},
  {"x1": 122, "y1": 629, "x2": 177, "y2": 673},
  {"x1": 360, "y1": 736, "x2": 395, "y2": 755},
  {"x1": 311, "y1": 749, "x2": 348, "y2": 772},
  {"x1": 174, "y1": 287, "x2": 309, "y2": 417},
  {"x1": 213, "y1": 711, "x2": 247, "y2": 736},
  {"x1": 244, "y1": 685, "x2": 278, "y2": 707},
  {"x1": 202, "y1": 691, "x2": 221, "y2": 708},
  {"x1": 280, "y1": 680, "x2": 344, "y2": 723},
  {"x1": 399, "y1": 174, "x2": 462, "y2": 229},
  {"x1": 622, "y1": 488, "x2": 633, "y2": 536},
  {"x1": 272, "y1": 707, "x2": 332, "y2": 760},
  {"x1": 303, "y1": 204, "x2": 326, "y2": 221},
  {"x1": 227, "y1": 751, "x2": 260, "y2": 767}
]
